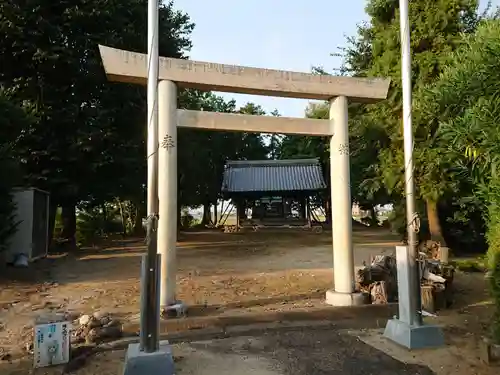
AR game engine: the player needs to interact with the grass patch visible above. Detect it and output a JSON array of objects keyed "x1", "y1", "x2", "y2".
[{"x1": 451, "y1": 257, "x2": 487, "y2": 273}]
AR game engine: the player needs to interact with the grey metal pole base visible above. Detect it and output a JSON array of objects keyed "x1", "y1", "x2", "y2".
[
  {"x1": 384, "y1": 245, "x2": 445, "y2": 350},
  {"x1": 384, "y1": 318, "x2": 444, "y2": 349},
  {"x1": 123, "y1": 341, "x2": 175, "y2": 375}
]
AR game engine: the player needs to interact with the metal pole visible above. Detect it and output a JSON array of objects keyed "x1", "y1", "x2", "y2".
[
  {"x1": 146, "y1": 2, "x2": 159, "y2": 215},
  {"x1": 140, "y1": 0, "x2": 160, "y2": 352},
  {"x1": 140, "y1": 254, "x2": 148, "y2": 351},
  {"x1": 139, "y1": 251, "x2": 160, "y2": 351},
  {"x1": 399, "y1": 0, "x2": 423, "y2": 326}
]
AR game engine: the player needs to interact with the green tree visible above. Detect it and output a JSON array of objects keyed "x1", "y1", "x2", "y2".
[
  {"x1": 338, "y1": 0, "x2": 482, "y2": 243},
  {"x1": 265, "y1": 109, "x2": 284, "y2": 160},
  {"x1": 419, "y1": 18, "x2": 500, "y2": 344},
  {"x1": 0, "y1": 0, "x2": 194, "y2": 245},
  {"x1": 0, "y1": 93, "x2": 33, "y2": 253}
]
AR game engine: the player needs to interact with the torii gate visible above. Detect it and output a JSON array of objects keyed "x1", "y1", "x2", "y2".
[{"x1": 98, "y1": 44, "x2": 390, "y2": 309}]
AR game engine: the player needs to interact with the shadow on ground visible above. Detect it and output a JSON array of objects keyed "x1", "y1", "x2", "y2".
[{"x1": 0, "y1": 324, "x2": 436, "y2": 375}]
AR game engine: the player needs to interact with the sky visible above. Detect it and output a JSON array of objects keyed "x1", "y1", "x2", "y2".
[{"x1": 175, "y1": 0, "x2": 497, "y2": 119}]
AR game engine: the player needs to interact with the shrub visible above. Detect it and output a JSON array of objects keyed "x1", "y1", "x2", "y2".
[
  {"x1": 485, "y1": 184, "x2": 500, "y2": 344},
  {"x1": 489, "y1": 247, "x2": 500, "y2": 343},
  {"x1": 75, "y1": 207, "x2": 122, "y2": 246}
]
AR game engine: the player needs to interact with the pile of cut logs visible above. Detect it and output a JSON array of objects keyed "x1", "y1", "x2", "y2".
[{"x1": 355, "y1": 240, "x2": 455, "y2": 312}]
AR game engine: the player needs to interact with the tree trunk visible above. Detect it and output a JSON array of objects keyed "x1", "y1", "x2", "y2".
[
  {"x1": 369, "y1": 206, "x2": 378, "y2": 226},
  {"x1": 238, "y1": 200, "x2": 247, "y2": 220},
  {"x1": 306, "y1": 197, "x2": 311, "y2": 227},
  {"x1": 213, "y1": 201, "x2": 218, "y2": 226},
  {"x1": 101, "y1": 204, "x2": 107, "y2": 236},
  {"x1": 133, "y1": 201, "x2": 145, "y2": 236},
  {"x1": 324, "y1": 199, "x2": 332, "y2": 224},
  {"x1": 177, "y1": 207, "x2": 182, "y2": 231},
  {"x1": 47, "y1": 201, "x2": 58, "y2": 250},
  {"x1": 134, "y1": 203, "x2": 144, "y2": 236},
  {"x1": 299, "y1": 198, "x2": 307, "y2": 219},
  {"x1": 202, "y1": 201, "x2": 212, "y2": 226},
  {"x1": 426, "y1": 199, "x2": 446, "y2": 245},
  {"x1": 117, "y1": 199, "x2": 126, "y2": 236},
  {"x1": 61, "y1": 204, "x2": 77, "y2": 248}
]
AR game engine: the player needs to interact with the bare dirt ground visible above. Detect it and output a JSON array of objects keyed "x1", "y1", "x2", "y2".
[{"x1": 0, "y1": 227, "x2": 496, "y2": 374}]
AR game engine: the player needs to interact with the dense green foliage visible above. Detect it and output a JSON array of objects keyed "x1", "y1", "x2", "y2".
[
  {"x1": 0, "y1": 0, "x2": 268, "y2": 245},
  {"x1": 280, "y1": 0, "x2": 488, "y2": 247},
  {"x1": 353, "y1": 0, "x2": 485, "y2": 247},
  {"x1": 0, "y1": 149, "x2": 18, "y2": 254},
  {"x1": 416, "y1": 19, "x2": 500, "y2": 343},
  {"x1": 0, "y1": 93, "x2": 32, "y2": 253}
]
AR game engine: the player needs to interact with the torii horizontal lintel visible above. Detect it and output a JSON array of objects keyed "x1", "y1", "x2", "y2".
[
  {"x1": 177, "y1": 110, "x2": 331, "y2": 136},
  {"x1": 99, "y1": 45, "x2": 390, "y2": 103}
]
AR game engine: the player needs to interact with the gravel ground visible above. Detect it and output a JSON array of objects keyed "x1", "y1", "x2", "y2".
[
  {"x1": 0, "y1": 229, "x2": 399, "y2": 359},
  {"x1": 3, "y1": 319, "x2": 495, "y2": 375},
  {"x1": 0, "y1": 229, "x2": 494, "y2": 374}
]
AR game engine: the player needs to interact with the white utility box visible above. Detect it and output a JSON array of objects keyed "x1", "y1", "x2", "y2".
[
  {"x1": 7, "y1": 188, "x2": 50, "y2": 263},
  {"x1": 34, "y1": 316, "x2": 71, "y2": 368}
]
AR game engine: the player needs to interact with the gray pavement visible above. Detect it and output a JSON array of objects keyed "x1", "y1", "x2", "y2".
[{"x1": 174, "y1": 327, "x2": 435, "y2": 375}]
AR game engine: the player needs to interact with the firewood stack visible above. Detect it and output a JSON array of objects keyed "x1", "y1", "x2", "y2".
[
  {"x1": 418, "y1": 240, "x2": 441, "y2": 260},
  {"x1": 418, "y1": 240, "x2": 451, "y2": 262},
  {"x1": 356, "y1": 255, "x2": 398, "y2": 304},
  {"x1": 356, "y1": 245, "x2": 455, "y2": 311},
  {"x1": 417, "y1": 240, "x2": 455, "y2": 312},
  {"x1": 419, "y1": 255, "x2": 455, "y2": 312}
]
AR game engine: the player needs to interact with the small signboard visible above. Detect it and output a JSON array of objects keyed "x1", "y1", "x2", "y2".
[{"x1": 34, "y1": 320, "x2": 71, "y2": 368}]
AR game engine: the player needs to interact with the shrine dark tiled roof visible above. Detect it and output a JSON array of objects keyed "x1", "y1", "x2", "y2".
[{"x1": 222, "y1": 159, "x2": 326, "y2": 193}]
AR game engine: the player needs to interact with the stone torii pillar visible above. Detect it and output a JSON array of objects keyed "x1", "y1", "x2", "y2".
[
  {"x1": 326, "y1": 96, "x2": 363, "y2": 305},
  {"x1": 157, "y1": 80, "x2": 177, "y2": 306},
  {"x1": 97, "y1": 44, "x2": 390, "y2": 310}
]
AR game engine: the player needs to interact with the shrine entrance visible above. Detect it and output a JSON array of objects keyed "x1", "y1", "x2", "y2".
[{"x1": 98, "y1": 44, "x2": 390, "y2": 308}]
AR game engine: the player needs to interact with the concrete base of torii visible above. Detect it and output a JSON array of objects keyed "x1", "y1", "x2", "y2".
[
  {"x1": 122, "y1": 342, "x2": 175, "y2": 375},
  {"x1": 325, "y1": 290, "x2": 367, "y2": 306}
]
